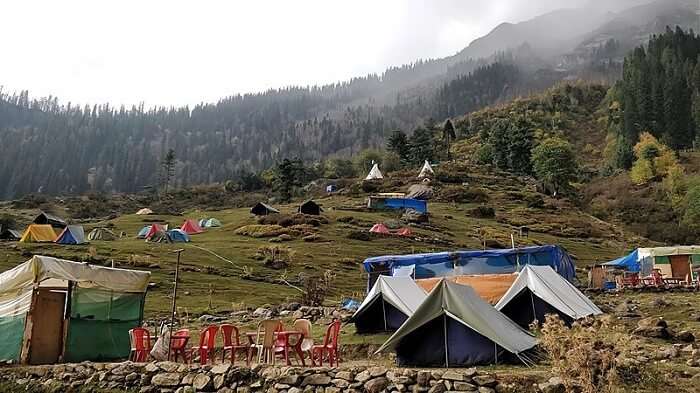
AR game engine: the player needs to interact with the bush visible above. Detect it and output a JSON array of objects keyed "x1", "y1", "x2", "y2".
[
  {"x1": 526, "y1": 194, "x2": 545, "y2": 208},
  {"x1": 361, "y1": 180, "x2": 381, "y2": 193},
  {"x1": 475, "y1": 143, "x2": 495, "y2": 165},
  {"x1": 467, "y1": 206, "x2": 495, "y2": 218},
  {"x1": 347, "y1": 231, "x2": 371, "y2": 241},
  {"x1": 256, "y1": 246, "x2": 295, "y2": 269},
  {"x1": 258, "y1": 213, "x2": 329, "y2": 227},
  {"x1": 234, "y1": 225, "x2": 286, "y2": 238},
  {"x1": 299, "y1": 270, "x2": 336, "y2": 306},
  {"x1": 437, "y1": 186, "x2": 489, "y2": 203}
]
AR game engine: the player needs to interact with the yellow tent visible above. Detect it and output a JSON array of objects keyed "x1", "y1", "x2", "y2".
[{"x1": 20, "y1": 225, "x2": 57, "y2": 243}]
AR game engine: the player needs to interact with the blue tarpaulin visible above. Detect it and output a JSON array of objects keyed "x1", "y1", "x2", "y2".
[
  {"x1": 384, "y1": 198, "x2": 427, "y2": 213},
  {"x1": 363, "y1": 245, "x2": 576, "y2": 288},
  {"x1": 602, "y1": 249, "x2": 639, "y2": 272}
]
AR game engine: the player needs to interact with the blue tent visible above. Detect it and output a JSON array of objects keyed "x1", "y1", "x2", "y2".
[
  {"x1": 363, "y1": 245, "x2": 576, "y2": 288},
  {"x1": 136, "y1": 226, "x2": 151, "y2": 239},
  {"x1": 167, "y1": 229, "x2": 190, "y2": 243},
  {"x1": 602, "y1": 249, "x2": 639, "y2": 272},
  {"x1": 55, "y1": 225, "x2": 87, "y2": 245}
]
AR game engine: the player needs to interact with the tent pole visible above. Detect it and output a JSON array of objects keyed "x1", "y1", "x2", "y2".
[
  {"x1": 530, "y1": 290, "x2": 537, "y2": 325},
  {"x1": 382, "y1": 298, "x2": 387, "y2": 331},
  {"x1": 443, "y1": 314, "x2": 449, "y2": 368},
  {"x1": 167, "y1": 249, "x2": 184, "y2": 361}
]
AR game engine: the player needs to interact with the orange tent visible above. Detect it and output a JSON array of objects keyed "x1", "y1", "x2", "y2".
[
  {"x1": 396, "y1": 227, "x2": 413, "y2": 237},
  {"x1": 416, "y1": 274, "x2": 517, "y2": 304},
  {"x1": 144, "y1": 224, "x2": 167, "y2": 240},
  {"x1": 181, "y1": 219, "x2": 204, "y2": 235},
  {"x1": 369, "y1": 223, "x2": 390, "y2": 234}
]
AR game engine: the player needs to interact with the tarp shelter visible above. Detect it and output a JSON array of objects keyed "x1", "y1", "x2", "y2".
[
  {"x1": 0, "y1": 229, "x2": 21, "y2": 241},
  {"x1": 87, "y1": 228, "x2": 117, "y2": 241},
  {"x1": 367, "y1": 197, "x2": 428, "y2": 214},
  {"x1": 417, "y1": 274, "x2": 517, "y2": 304},
  {"x1": 20, "y1": 225, "x2": 57, "y2": 243},
  {"x1": 0, "y1": 256, "x2": 150, "y2": 364},
  {"x1": 496, "y1": 266, "x2": 602, "y2": 328},
  {"x1": 396, "y1": 228, "x2": 413, "y2": 237},
  {"x1": 135, "y1": 208, "x2": 153, "y2": 215},
  {"x1": 417, "y1": 160, "x2": 434, "y2": 179},
  {"x1": 406, "y1": 184, "x2": 433, "y2": 200},
  {"x1": 370, "y1": 223, "x2": 390, "y2": 234},
  {"x1": 167, "y1": 229, "x2": 190, "y2": 243},
  {"x1": 603, "y1": 246, "x2": 700, "y2": 281},
  {"x1": 298, "y1": 200, "x2": 323, "y2": 215},
  {"x1": 376, "y1": 280, "x2": 537, "y2": 367},
  {"x1": 55, "y1": 226, "x2": 87, "y2": 245},
  {"x1": 350, "y1": 276, "x2": 427, "y2": 334},
  {"x1": 363, "y1": 245, "x2": 576, "y2": 290},
  {"x1": 251, "y1": 202, "x2": 280, "y2": 216},
  {"x1": 180, "y1": 219, "x2": 204, "y2": 235},
  {"x1": 33, "y1": 212, "x2": 67, "y2": 229},
  {"x1": 136, "y1": 225, "x2": 151, "y2": 239},
  {"x1": 365, "y1": 163, "x2": 384, "y2": 180}
]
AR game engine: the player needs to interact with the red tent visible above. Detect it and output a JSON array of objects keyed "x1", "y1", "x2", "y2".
[
  {"x1": 369, "y1": 223, "x2": 390, "y2": 234},
  {"x1": 397, "y1": 227, "x2": 413, "y2": 237},
  {"x1": 145, "y1": 224, "x2": 166, "y2": 239},
  {"x1": 181, "y1": 219, "x2": 204, "y2": 234}
]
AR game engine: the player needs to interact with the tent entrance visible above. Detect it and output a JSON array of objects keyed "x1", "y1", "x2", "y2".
[
  {"x1": 669, "y1": 255, "x2": 691, "y2": 280},
  {"x1": 28, "y1": 289, "x2": 67, "y2": 365}
]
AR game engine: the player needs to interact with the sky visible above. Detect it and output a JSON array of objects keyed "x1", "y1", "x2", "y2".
[{"x1": 0, "y1": 0, "x2": 638, "y2": 107}]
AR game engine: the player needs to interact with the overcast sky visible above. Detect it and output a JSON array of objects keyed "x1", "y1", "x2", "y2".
[{"x1": 0, "y1": 0, "x2": 639, "y2": 107}]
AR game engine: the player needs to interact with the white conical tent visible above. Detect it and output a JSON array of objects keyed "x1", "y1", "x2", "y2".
[
  {"x1": 365, "y1": 163, "x2": 384, "y2": 180},
  {"x1": 417, "y1": 161, "x2": 434, "y2": 179},
  {"x1": 351, "y1": 276, "x2": 427, "y2": 333},
  {"x1": 495, "y1": 265, "x2": 602, "y2": 327}
]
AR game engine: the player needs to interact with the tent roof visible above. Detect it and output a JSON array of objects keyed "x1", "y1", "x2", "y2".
[
  {"x1": 87, "y1": 228, "x2": 116, "y2": 240},
  {"x1": 602, "y1": 249, "x2": 639, "y2": 272},
  {"x1": 0, "y1": 229, "x2": 21, "y2": 239},
  {"x1": 352, "y1": 276, "x2": 427, "y2": 320},
  {"x1": 34, "y1": 211, "x2": 67, "y2": 225},
  {"x1": 56, "y1": 225, "x2": 86, "y2": 244},
  {"x1": 20, "y1": 225, "x2": 57, "y2": 242},
  {"x1": 496, "y1": 265, "x2": 602, "y2": 319},
  {"x1": 0, "y1": 256, "x2": 150, "y2": 295},
  {"x1": 252, "y1": 202, "x2": 280, "y2": 214},
  {"x1": 377, "y1": 280, "x2": 537, "y2": 357},
  {"x1": 365, "y1": 163, "x2": 384, "y2": 180},
  {"x1": 417, "y1": 161, "x2": 434, "y2": 178},
  {"x1": 417, "y1": 274, "x2": 517, "y2": 304},
  {"x1": 181, "y1": 219, "x2": 204, "y2": 234},
  {"x1": 638, "y1": 246, "x2": 700, "y2": 257}
]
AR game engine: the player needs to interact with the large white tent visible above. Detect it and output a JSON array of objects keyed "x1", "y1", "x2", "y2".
[
  {"x1": 417, "y1": 160, "x2": 434, "y2": 179},
  {"x1": 496, "y1": 265, "x2": 602, "y2": 328},
  {"x1": 365, "y1": 163, "x2": 384, "y2": 180},
  {"x1": 350, "y1": 276, "x2": 426, "y2": 333}
]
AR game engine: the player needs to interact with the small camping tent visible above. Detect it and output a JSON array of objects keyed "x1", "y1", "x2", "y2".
[
  {"x1": 167, "y1": 229, "x2": 191, "y2": 243},
  {"x1": 396, "y1": 228, "x2": 413, "y2": 237},
  {"x1": 33, "y1": 212, "x2": 67, "y2": 229},
  {"x1": 0, "y1": 256, "x2": 150, "y2": 364},
  {"x1": 298, "y1": 200, "x2": 323, "y2": 215},
  {"x1": 19, "y1": 225, "x2": 57, "y2": 243},
  {"x1": 143, "y1": 224, "x2": 166, "y2": 240},
  {"x1": 350, "y1": 276, "x2": 427, "y2": 334},
  {"x1": 55, "y1": 225, "x2": 87, "y2": 245},
  {"x1": 181, "y1": 219, "x2": 204, "y2": 235},
  {"x1": 87, "y1": 228, "x2": 117, "y2": 241},
  {"x1": 202, "y1": 218, "x2": 221, "y2": 228},
  {"x1": 417, "y1": 161, "x2": 434, "y2": 179},
  {"x1": 365, "y1": 163, "x2": 384, "y2": 180},
  {"x1": 135, "y1": 208, "x2": 154, "y2": 215},
  {"x1": 251, "y1": 203, "x2": 280, "y2": 216},
  {"x1": 136, "y1": 225, "x2": 152, "y2": 239},
  {"x1": 0, "y1": 229, "x2": 21, "y2": 241},
  {"x1": 376, "y1": 280, "x2": 537, "y2": 367},
  {"x1": 370, "y1": 223, "x2": 390, "y2": 235},
  {"x1": 326, "y1": 184, "x2": 337, "y2": 193},
  {"x1": 496, "y1": 266, "x2": 602, "y2": 328}
]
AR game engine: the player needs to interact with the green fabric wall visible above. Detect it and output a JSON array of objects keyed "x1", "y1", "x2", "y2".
[{"x1": 0, "y1": 314, "x2": 26, "y2": 363}]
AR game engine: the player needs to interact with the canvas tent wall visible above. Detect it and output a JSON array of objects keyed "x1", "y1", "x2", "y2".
[
  {"x1": 350, "y1": 276, "x2": 427, "y2": 334},
  {"x1": 20, "y1": 225, "x2": 57, "y2": 243},
  {"x1": 363, "y1": 245, "x2": 576, "y2": 290},
  {"x1": 0, "y1": 256, "x2": 150, "y2": 364},
  {"x1": 55, "y1": 226, "x2": 87, "y2": 245},
  {"x1": 298, "y1": 200, "x2": 322, "y2": 215},
  {"x1": 365, "y1": 163, "x2": 384, "y2": 180},
  {"x1": 0, "y1": 229, "x2": 21, "y2": 241},
  {"x1": 33, "y1": 212, "x2": 67, "y2": 229},
  {"x1": 135, "y1": 208, "x2": 153, "y2": 215},
  {"x1": 496, "y1": 266, "x2": 602, "y2": 328},
  {"x1": 251, "y1": 203, "x2": 280, "y2": 216},
  {"x1": 603, "y1": 246, "x2": 700, "y2": 281},
  {"x1": 87, "y1": 228, "x2": 116, "y2": 241},
  {"x1": 376, "y1": 280, "x2": 537, "y2": 367},
  {"x1": 416, "y1": 274, "x2": 517, "y2": 304},
  {"x1": 181, "y1": 219, "x2": 204, "y2": 235}
]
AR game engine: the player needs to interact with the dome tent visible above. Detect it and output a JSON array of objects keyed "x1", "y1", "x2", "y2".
[
  {"x1": 135, "y1": 208, "x2": 153, "y2": 215},
  {"x1": 55, "y1": 225, "x2": 87, "y2": 245},
  {"x1": 166, "y1": 229, "x2": 190, "y2": 243},
  {"x1": 87, "y1": 228, "x2": 117, "y2": 241},
  {"x1": 369, "y1": 223, "x2": 390, "y2": 234},
  {"x1": 136, "y1": 225, "x2": 151, "y2": 239}
]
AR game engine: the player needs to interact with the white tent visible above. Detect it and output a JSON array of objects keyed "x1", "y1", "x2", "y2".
[
  {"x1": 365, "y1": 163, "x2": 384, "y2": 180},
  {"x1": 496, "y1": 265, "x2": 602, "y2": 328},
  {"x1": 417, "y1": 160, "x2": 434, "y2": 179},
  {"x1": 351, "y1": 276, "x2": 426, "y2": 333},
  {"x1": 376, "y1": 280, "x2": 537, "y2": 367},
  {"x1": 135, "y1": 208, "x2": 154, "y2": 215}
]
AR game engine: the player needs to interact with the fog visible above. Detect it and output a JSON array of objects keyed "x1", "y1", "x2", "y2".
[{"x1": 0, "y1": 0, "x2": 651, "y2": 106}]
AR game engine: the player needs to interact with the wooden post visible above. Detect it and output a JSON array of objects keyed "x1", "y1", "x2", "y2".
[
  {"x1": 167, "y1": 249, "x2": 184, "y2": 361},
  {"x1": 19, "y1": 286, "x2": 39, "y2": 365}
]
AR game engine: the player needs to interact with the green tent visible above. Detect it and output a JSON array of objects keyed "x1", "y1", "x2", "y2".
[{"x1": 0, "y1": 256, "x2": 150, "y2": 364}]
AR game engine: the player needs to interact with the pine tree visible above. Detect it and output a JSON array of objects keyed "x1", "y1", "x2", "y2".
[
  {"x1": 160, "y1": 149, "x2": 176, "y2": 195},
  {"x1": 442, "y1": 119, "x2": 456, "y2": 160}
]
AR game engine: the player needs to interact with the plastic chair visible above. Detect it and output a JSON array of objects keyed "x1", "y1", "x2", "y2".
[
  {"x1": 311, "y1": 319, "x2": 341, "y2": 367},
  {"x1": 221, "y1": 324, "x2": 250, "y2": 365},
  {"x1": 249, "y1": 320, "x2": 282, "y2": 364},
  {"x1": 129, "y1": 328, "x2": 152, "y2": 362},
  {"x1": 291, "y1": 319, "x2": 314, "y2": 366},
  {"x1": 170, "y1": 329, "x2": 190, "y2": 362},
  {"x1": 190, "y1": 325, "x2": 219, "y2": 364}
]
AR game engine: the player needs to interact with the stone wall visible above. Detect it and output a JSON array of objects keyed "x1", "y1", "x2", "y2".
[{"x1": 0, "y1": 362, "x2": 523, "y2": 393}]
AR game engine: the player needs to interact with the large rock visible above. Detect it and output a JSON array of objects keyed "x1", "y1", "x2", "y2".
[
  {"x1": 633, "y1": 317, "x2": 673, "y2": 339},
  {"x1": 364, "y1": 377, "x2": 389, "y2": 393},
  {"x1": 441, "y1": 371, "x2": 464, "y2": 381},
  {"x1": 151, "y1": 373, "x2": 181, "y2": 387},
  {"x1": 355, "y1": 370, "x2": 371, "y2": 383},
  {"x1": 157, "y1": 362, "x2": 181, "y2": 373},
  {"x1": 369, "y1": 367, "x2": 388, "y2": 378},
  {"x1": 472, "y1": 375, "x2": 496, "y2": 388},
  {"x1": 212, "y1": 364, "x2": 231, "y2": 375},
  {"x1": 538, "y1": 377, "x2": 564, "y2": 393},
  {"x1": 677, "y1": 330, "x2": 695, "y2": 343},
  {"x1": 453, "y1": 381, "x2": 477, "y2": 391},
  {"x1": 193, "y1": 374, "x2": 212, "y2": 391},
  {"x1": 302, "y1": 374, "x2": 332, "y2": 386},
  {"x1": 213, "y1": 375, "x2": 227, "y2": 390},
  {"x1": 335, "y1": 371, "x2": 353, "y2": 381}
]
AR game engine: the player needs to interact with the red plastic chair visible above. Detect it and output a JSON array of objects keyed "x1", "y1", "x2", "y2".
[
  {"x1": 221, "y1": 324, "x2": 250, "y2": 365},
  {"x1": 311, "y1": 319, "x2": 341, "y2": 367},
  {"x1": 129, "y1": 328, "x2": 152, "y2": 362},
  {"x1": 191, "y1": 325, "x2": 219, "y2": 364},
  {"x1": 170, "y1": 329, "x2": 190, "y2": 362}
]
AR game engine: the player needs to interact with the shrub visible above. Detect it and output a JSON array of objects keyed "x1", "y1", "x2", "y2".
[
  {"x1": 467, "y1": 206, "x2": 495, "y2": 218},
  {"x1": 234, "y1": 225, "x2": 286, "y2": 238},
  {"x1": 361, "y1": 180, "x2": 381, "y2": 193},
  {"x1": 348, "y1": 231, "x2": 371, "y2": 241},
  {"x1": 256, "y1": 246, "x2": 295, "y2": 269},
  {"x1": 475, "y1": 143, "x2": 495, "y2": 165},
  {"x1": 437, "y1": 186, "x2": 489, "y2": 203},
  {"x1": 299, "y1": 270, "x2": 336, "y2": 306}
]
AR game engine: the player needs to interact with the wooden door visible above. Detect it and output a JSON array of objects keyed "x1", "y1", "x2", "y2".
[
  {"x1": 28, "y1": 289, "x2": 66, "y2": 364},
  {"x1": 669, "y1": 255, "x2": 691, "y2": 280}
]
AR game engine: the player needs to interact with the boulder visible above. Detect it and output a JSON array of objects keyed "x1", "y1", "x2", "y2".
[
  {"x1": 193, "y1": 374, "x2": 212, "y2": 391},
  {"x1": 453, "y1": 381, "x2": 477, "y2": 391},
  {"x1": 212, "y1": 364, "x2": 231, "y2": 375},
  {"x1": 677, "y1": 330, "x2": 695, "y2": 343},
  {"x1": 151, "y1": 373, "x2": 181, "y2": 387},
  {"x1": 157, "y1": 362, "x2": 181, "y2": 373},
  {"x1": 302, "y1": 375, "x2": 332, "y2": 386},
  {"x1": 537, "y1": 377, "x2": 564, "y2": 393},
  {"x1": 364, "y1": 377, "x2": 389, "y2": 393},
  {"x1": 472, "y1": 375, "x2": 496, "y2": 388},
  {"x1": 441, "y1": 371, "x2": 463, "y2": 381},
  {"x1": 355, "y1": 370, "x2": 371, "y2": 383},
  {"x1": 369, "y1": 367, "x2": 388, "y2": 378},
  {"x1": 335, "y1": 371, "x2": 353, "y2": 381}
]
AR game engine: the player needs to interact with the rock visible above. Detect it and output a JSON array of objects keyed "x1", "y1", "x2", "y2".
[
  {"x1": 325, "y1": 387, "x2": 341, "y2": 393},
  {"x1": 453, "y1": 381, "x2": 477, "y2": 391},
  {"x1": 238, "y1": 386, "x2": 251, "y2": 393},
  {"x1": 176, "y1": 387, "x2": 195, "y2": 393},
  {"x1": 125, "y1": 372, "x2": 139, "y2": 383},
  {"x1": 417, "y1": 371, "x2": 431, "y2": 386},
  {"x1": 289, "y1": 388, "x2": 302, "y2": 393},
  {"x1": 193, "y1": 374, "x2": 212, "y2": 391},
  {"x1": 211, "y1": 363, "x2": 231, "y2": 375},
  {"x1": 472, "y1": 376, "x2": 496, "y2": 388},
  {"x1": 335, "y1": 371, "x2": 353, "y2": 381},
  {"x1": 302, "y1": 375, "x2": 332, "y2": 386},
  {"x1": 654, "y1": 346, "x2": 679, "y2": 360},
  {"x1": 677, "y1": 330, "x2": 695, "y2": 343},
  {"x1": 151, "y1": 373, "x2": 181, "y2": 387},
  {"x1": 218, "y1": 388, "x2": 235, "y2": 393},
  {"x1": 652, "y1": 298, "x2": 671, "y2": 308},
  {"x1": 157, "y1": 362, "x2": 181, "y2": 373},
  {"x1": 332, "y1": 379, "x2": 350, "y2": 388},
  {"x1": 441, "y1": 371, "x2": 463, "y2": 381},
  {"x1": 477, "y1": 388, "x2": 495, "y2": 393},
  {"x1": 538, "y1": 377, "x2": 564, "y2": 393},
  {"x1": 369, "y1": 367, "x2": 388, "y2": 378},
  {"x1": 254, "y1": 307, "x2": 271, "y2": 317},
  {"x1": 428, "y1": 383, "x2": 446, "y2": 393},
  {"x1": 364, "y1": 377, "x2": 390, "y2": 393},
  {"x1": 139, "y1": 387, "x2": 155, "y2": 393},
  {"x1": 213, "y1": 375, "x2": 226, "y2": 390},
  {"x1": 279, "y1": 374, "x2": 300, "y2": 385},
  {"x1": 355, "y1": 370, "x2": 371, "y2": 382},
  {"x1": 144, "y1": 363, "x2": 160, "y2": 373}
]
